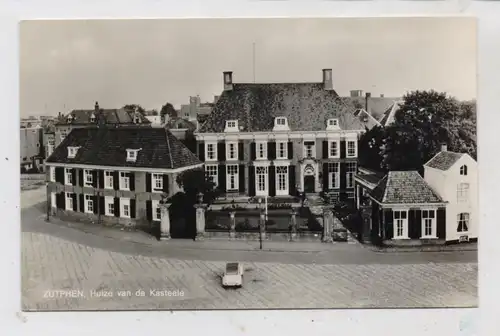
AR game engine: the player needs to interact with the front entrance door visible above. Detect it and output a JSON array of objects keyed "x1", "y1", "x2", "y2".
[{"x1": 304, "y1": 175, "x2": 315, "y2": 193}]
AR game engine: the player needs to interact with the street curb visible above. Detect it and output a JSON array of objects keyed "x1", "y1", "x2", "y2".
[{"x1": 365, "y1": 245, "x2": 478, "y2": 253}]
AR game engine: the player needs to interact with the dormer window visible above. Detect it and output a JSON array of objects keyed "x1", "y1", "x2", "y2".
[
  {"x1": 224, "y1": 120, "x2": 239, "y2": 132},
  {"x1": 133, "y1": 114, "x2": 141, "y2": 124},
  {"x1": 126, "y1": 148, "x2": 141, "y2": 162},
  {"x1": 67, "y1": 146, "x2": 80, "y2": 158},
  {"x1": 67, "y1": 114, "x2": 74, "y2": 123},
  {"x1": 326, "y1": 118, "x2": 340, "y2": 130},
  {"x1": 276, "y1": 117, "x2": 287, "y2": 126},
  {"x1": 90, "y1": 113, "x2": 96, "y2": 123},
  {"x1": 273, "y1": 117, "x2": 290, "y2": 131}
]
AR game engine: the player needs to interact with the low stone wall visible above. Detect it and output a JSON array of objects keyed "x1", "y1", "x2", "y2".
[
  {"x1": 382, "y1": 238, "x2": 446, "y2": 247},
  {"x1": 21, "y1": 174, "x2": 46, "y2": 180},
  {"x1": 204, "y1": 230, "x2": 323, "y2": 242}
]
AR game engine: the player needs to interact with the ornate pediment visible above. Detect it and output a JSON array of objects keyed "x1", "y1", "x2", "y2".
[{"x1": 297, "y1": 156, "x2": 320, "y2": 164}]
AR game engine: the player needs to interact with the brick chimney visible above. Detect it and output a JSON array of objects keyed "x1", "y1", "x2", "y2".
[
  {"x1": 365, "y1": 92, "x2": 371, "y2": 114},
  {"x1": 322, "y1": 69, "x2": 333, "y2": 90},
  {"x1": 94, "y1": 101, "x2": 99, "y2": 113},
  {"x1": 223, "y1": 71, "x2": 233, "y2": 91},
  {"x1": 441, "y1": 143, "x2": 447, "y2": 152},
  {"x1": 350, "y1": 90, "x2": 363, "y2": 98}
]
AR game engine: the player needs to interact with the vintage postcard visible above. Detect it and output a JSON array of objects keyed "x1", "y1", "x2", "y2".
[{"x1": 20, "y1": 17, "x2": 477, "y2": 311}]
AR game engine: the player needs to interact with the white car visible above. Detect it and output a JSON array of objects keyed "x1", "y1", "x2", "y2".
[{"x1": 222, "y1": 262, "x2": 244, "y2": 288}]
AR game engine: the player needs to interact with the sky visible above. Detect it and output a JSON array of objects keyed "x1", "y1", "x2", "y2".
[{"x1": 19, "y1": 17, "x2": 476, "y2": 117}]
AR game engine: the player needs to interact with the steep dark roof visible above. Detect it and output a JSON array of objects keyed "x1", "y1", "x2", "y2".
[
  {"x1": 379, "y1": 101, "x2": 403, "y2": 127},
  {"x1": 425, "y1": 151, "x2": 465, "y2": 171},
  {"x1": 370, "y1": 171, "x2": 444, "y2": 204},
  {"x1": 346, "y1": 96, "x2": 400, "y2": 120},
  {"x1": 46, "y1": 127, "x2": 201, "y2": 170},
  {"x1": 353, "y1": 109, "x2": 381, "y2": 130},
  {"x1": 199, "y1": 83, "x2": 366, "y2": 133},
  {"x1": 55, "y1": 108, "x2": 151, "y2": 126}
]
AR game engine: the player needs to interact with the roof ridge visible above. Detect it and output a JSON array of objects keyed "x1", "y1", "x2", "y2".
[
  {"x1": 165, "y1": 129, "x2": 174, "y2": 169},
  {"x1": 414, "y1": 170, "x2": 444, "y2": 202}
]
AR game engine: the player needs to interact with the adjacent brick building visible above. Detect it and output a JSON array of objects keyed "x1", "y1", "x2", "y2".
[
  {"x1": 44, "y1": 127, "x2": 202, "y2": 228},
  {"x1": 195, "y1": 69, "x2": 367, "y2": 202}
]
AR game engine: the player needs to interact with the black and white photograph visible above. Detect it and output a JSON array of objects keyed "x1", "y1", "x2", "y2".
[{"x1": 20, "y1": 17, "x2": 478, "y2": 311}]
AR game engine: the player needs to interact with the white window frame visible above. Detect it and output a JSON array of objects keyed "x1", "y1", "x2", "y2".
[
  {"x1": 152, "y1": 173, "x2": 163, "y2": 192},
  {"x1": 205, "y1": 142, "x2": 217, "y2": 161},
  {"x1": 346, "y1": 140, "x2": 357, "y2": 158},
  {"x1": 421, "y1": 209, "x2": 437, "y2": 238},
  {"x1": 255, "y1": 166, "x2": 269, "y2": 196},
  {"x1": 226, "y1": 165, "x2": 239, "y2": 191},
  {"x1": 105, "y1": 196, "x2": 115, "y2": 216},
  {"x1": 50, "y1": 167, "x2": 56, "y2": 182},
  {"x1": 65, "y1": 192, "x2": 74, "y2": 211},
  {"x1": 120, "y1": 198, "x2": 131, "y2": 218},
  {"x1": 328, "y1": 162, "x2": 340, "y2": 189},
  {"x1": 126, "y1": 149, "x2": 141, "y2": 162},
  {"x1": 152, "y1": 199, "x2": 161, "y2": 221},
  {"x1": 457, "y1": 213, "x2": 470, "y2": 233},
  {"x1": 256, "y1": 142, "x2": 267, "y2": 160},
  {"x1": 328, "y1": 140, "x2": 340, "y2": 158},
  {"x1": 67, "y1": 146, "x2": 79, "y2": 158},
  {"x1": 460, "y1": 165, "x2": 468, "y2": 176},
  {"x1": 84, "y1": 169, "x2": 93, "y2": 187},
  {"x1": 120, "y1": 172, "x2": 130, "y2": 191},
  {"x1": 275, "y1": 141, "x2": 287, "y2": 159},
  {"x1": 224, "y1": 120, "x2": 239, "y2": 132},
  {"x1": 60, "y1": 130, "x2": 68, "y2": 142},
  {"x1": 275, "y1": 117, "x2": 287, "y2": 126},
  {"x1": 346, "y1": 162, "x2": 357, "y2": 188},
  {"x1": 50, "y1": 192, "x2": 56, "y2": 208},
  {"x1": 457, "y1": 183, "x2": 470, "y2": 203},
  {"x1": 275, "y1": 165, "x2": 289, "y2": 196},
  {"x1": 84, "y1": 194, "x2": 94, "y2": 214},
  {"x1": 393, "y1": 210, "x2": 408, "y2": 239},
  {"x1": 226, "y1": 142, "x2": 238, "y2": 161},
  {"x1": 90, "y1": 113, "x2": 96, "y2": 123},
  {"x1": 104, "y1": 171, "x2": 114, "y2": 189},
  {"x1": 205, "y1": 164, "x2": 218, "y2": 186},
  {"x1": 65, "y1": 168, "x2": 73, "y2": 186},
  {"x1": 303, "y1": 141, "x2": 316, "y2": 158}
]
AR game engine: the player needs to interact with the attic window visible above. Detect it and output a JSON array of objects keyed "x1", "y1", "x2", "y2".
[
  {"x1": 126, "y1": 148, "x2": 141, "y2": 162},
  {"x1": 67, "y1": 115, "x2": 74, "y2": 123},
  {"x1": 276, "y1": 117, "x2": 287, "y2": 126},
  {"x1": 326, "y1": 118, "x2": 340, "y2": 130},
  {"x1": 224, "y1": 120, "x2": 239, "y2": 132},
  {"x1": 134, "y1": 114, "x2": 141, "y2": 124},
  {"x1": 90, "y1": 113, "x2": 96, "y2": 123},
  {"x1": 67, "y1": 146, "x2": 80, "y2": 158}
]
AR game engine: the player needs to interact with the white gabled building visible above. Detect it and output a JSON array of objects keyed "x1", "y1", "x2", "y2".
[{"x1": 423, "y1": 144, "x2": 478, "y2": 243}]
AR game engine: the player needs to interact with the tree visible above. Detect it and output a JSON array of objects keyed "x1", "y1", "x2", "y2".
[
  {"x1": 150, "y1": 109, "x2": 159, "y2": 116},
  {"x1": 123, "y1": 104, "x2": 145, "y2": 115},
  {"x1": 160, "y1": 103, "x2": 177, "y2": 122},
  {"x1": 358, "y1": 125, "x2": 386, "y2": 172},
  {"x1": 174, "y1": 168, "x2": 221, "y2": 206}
]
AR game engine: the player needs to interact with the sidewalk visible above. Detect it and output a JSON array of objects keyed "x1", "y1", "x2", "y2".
[{"x1": 366, "y1": 243, "x2": 478, "y2": 253}]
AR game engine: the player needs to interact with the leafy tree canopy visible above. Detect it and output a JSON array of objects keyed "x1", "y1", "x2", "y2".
[
  {"x1": 123, "y1": 104, "x2": 146, "y2": 115},
  {"x1": 174, "y1": 168, "x2": 221, "y2": 206},
  {"x1": 160, "y1": 103, "x2": 178, "y2": 121}
]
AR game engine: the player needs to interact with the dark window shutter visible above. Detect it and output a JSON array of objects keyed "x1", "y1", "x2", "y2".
[
  {"x1": 79, "y1": 194, "x2": 84, "y2": 212},
  {"x1": 113, "y1": 171, "x2": 119, "y2": 190},
  {"x1": 408, "y1": 209, "x2": 417, "y2": 239},
  {"x1": 130, "y1": 199, "x2": 136, "y2": 219},
  {"x1": 99, "y1": 196, "x2": 105, "y2": 215},
  {"x1": 238, "y1": 142, "x2": 244, "y2": 161},
  {"x1": 55, "y1": 167, "x2": 64, "y2": 183},
  {"x1": 384, "y1": 209, "x2": 394, "y2": 240},
  {"x1": 269, "y1": 166, "x2": 276, "y2": 196},
  {"x1": 114, "y1": 197, "x2": 120, "y2": 217},
  {"x1": 287, "y1": 142, "x2": 293, "y2": 159},
  {"x1": 322, "y1": 163, "x2": 329, "y2": 191},
  {"x1": 339, "y1": 162, "x2": 346, "y2": 190},
  {"x1": 239, "y1": 164, "x2": 245, "y2": 192},
  {"x1": 288, "y1": 165, "x2": 296, "y2": 196},
  {"x1": 415, "y1": 209, "x2": 422, "y2": 238},
  {"x1": 340, "y1": 140, "x2": 346, "y2": 159},
  {"x1": 129, "y1": 173, "x2": 135, "y2": 191},
  {"x1": 78, "y1": 169, "x2": 84, "y2": 187},
  {"x1": 93, "y1": 195, "x2": 98, "y2": 214},
  {"x1": 163, "y1": 174, "x2": 169, "y2": 194},
  {"x1": 98, "y1": 170, "x2": 104, "y2": 189},
  {"x1": 146, "y1": 173, "x2": 152, "y2": 192},
  {"x1": 268, "y1": 142, "x2": 276, "y2": 160},
  {"x1": 437, "y1": 208, "x2": 446, "y2": 239},
  {"x1": 146, "y1": 200, "x2": 152, "y2": 221},
  {"x1": 322, "y1": 141, "x2": 328, "y2": 159},
  {"x1": 250, "y1": 142, "x2": 256, "y2": 160},
  {"x1": 92, "y1": 170, "x2": 98, "y2": 188},
  {"x1": 218, "y1": 164, "x2": 226, "y2": 192},
  {"x1": 71, "y1": 169, "x2": 76, "y2": 186},
  {"x1": 72, "y1": 193, "x2": 77, "y2": 211},
  {"x1": 198, "y1": 142, "x2": 205, "y2": 161},
  {"x1": 217, "y1": 142, "x2": 225, "y2": 161},
  {"x1": 59, "y1": 192, "x2": 65, "y2": 209},
  {"x1": 249, "y1": 166, "x2": 256, "y2": 196}
]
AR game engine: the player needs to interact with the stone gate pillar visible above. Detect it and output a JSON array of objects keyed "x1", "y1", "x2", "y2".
[
  {"x1": 160, "y1": 203, "x2": 171, "y2": 241},
  {"x1": 360, "y1": 204, "x2": 372, "y2": 243},
  {"x1": 290, "y1": 207, "x2": 298, "y2": 241},
  {"x1": 259, "y1": 209, "x2": 266, "y2": 240},
  {"x1": 229, "y1": 211, "x2": 236, "y2": 239},
  {"x1": 194, "y1": 203, "x2": 207, "y2": 241},
  {"x1": 322, "y1": 207, "x2": 333, "y2": 243}
]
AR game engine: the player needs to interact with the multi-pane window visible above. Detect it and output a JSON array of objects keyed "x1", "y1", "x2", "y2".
[
  {"x1": 256, "y1": 166, "x2": 268, "y2": 193},
  {"x1": 226, "y1": 120, "x2": 237, "y2": 128},
  {"x1": 276, "y1": 166, "x2": 288, "y2": 193},
  {"x1": 422, "y1": 210, "x2": 436, "y2": 237},
  {"x1": 50, "y1": 167, "x2": 56, "y2": 182},
  {"x1": 346, "y1": 163, "x2": 357, "y2": 188},
  {"x1": 257, "y1": 142, "x2": 267, "y2": 159},
  {"x1": 104, "y1": 171, "x2": 114, "y2": 189},
  {"x1": 347, "y1": 141, "x2": 357, "y2": 157},
  {"x1": 227, "y1": 142, "x2": 237, "y2": 160},
  {"x1": 226, "y1": 165, "x2": 239, "y2": 191},
  {"x1": 460, "y1": 165, "x2": 468, "y2": 176},
  {"x1": 84, "y1": 169, "x2": 93, "y2": 187},
  {"x1": 329, "y1": 141, "x2": 339, "y2": 158},
  {"x1": 65, "y1": 168, "x2": 73, "y2": 185},
  {"x1": 457, "y1": 183, "x2": 469, "y2": 203},
  {"x1": 85, "y1": 194, "x2": 94, "y2": 213},
  {"x1": 275, "y1": 117, "x2": 287, "y2": 126},
  {"x1": 152, "y1": 200, "x2": 161, "y2": 221},
  {"x1": 121, "y1": 198, "x2": 130, "y2": 218},
  {"x1": 304, "y1": 141, "x2": 315, "y2": 158},
  {"x1": 152, "y1": 173, "x2": 163, "y2": 191},
  {"x1": 120, "y1": 172, "x2": 130, "y2": 190},
  {"x1": 457, "y1": 213, "x2": 470, "y2": 232},
  {"x1": 393, "y1": 210, "x2": 408, "y2": 238},
  {"x1": 65, "y1": 192, "x2": 74, "y2": 211},
  {"x1": 277, "y1": 142, "x2": 287, "y2": 159},
  {"x1": 328, "y1": 162, "x2": 340, "y2": 189},
  {"x1": 206, "y1": 143, "x2": 216, "y2": 160},
  {"x1": 205, "y1": 165, "x2": 218, "y2": 186},
  {"x1": 105, "y1": 196, "x2": 114, "y2": 216}
]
